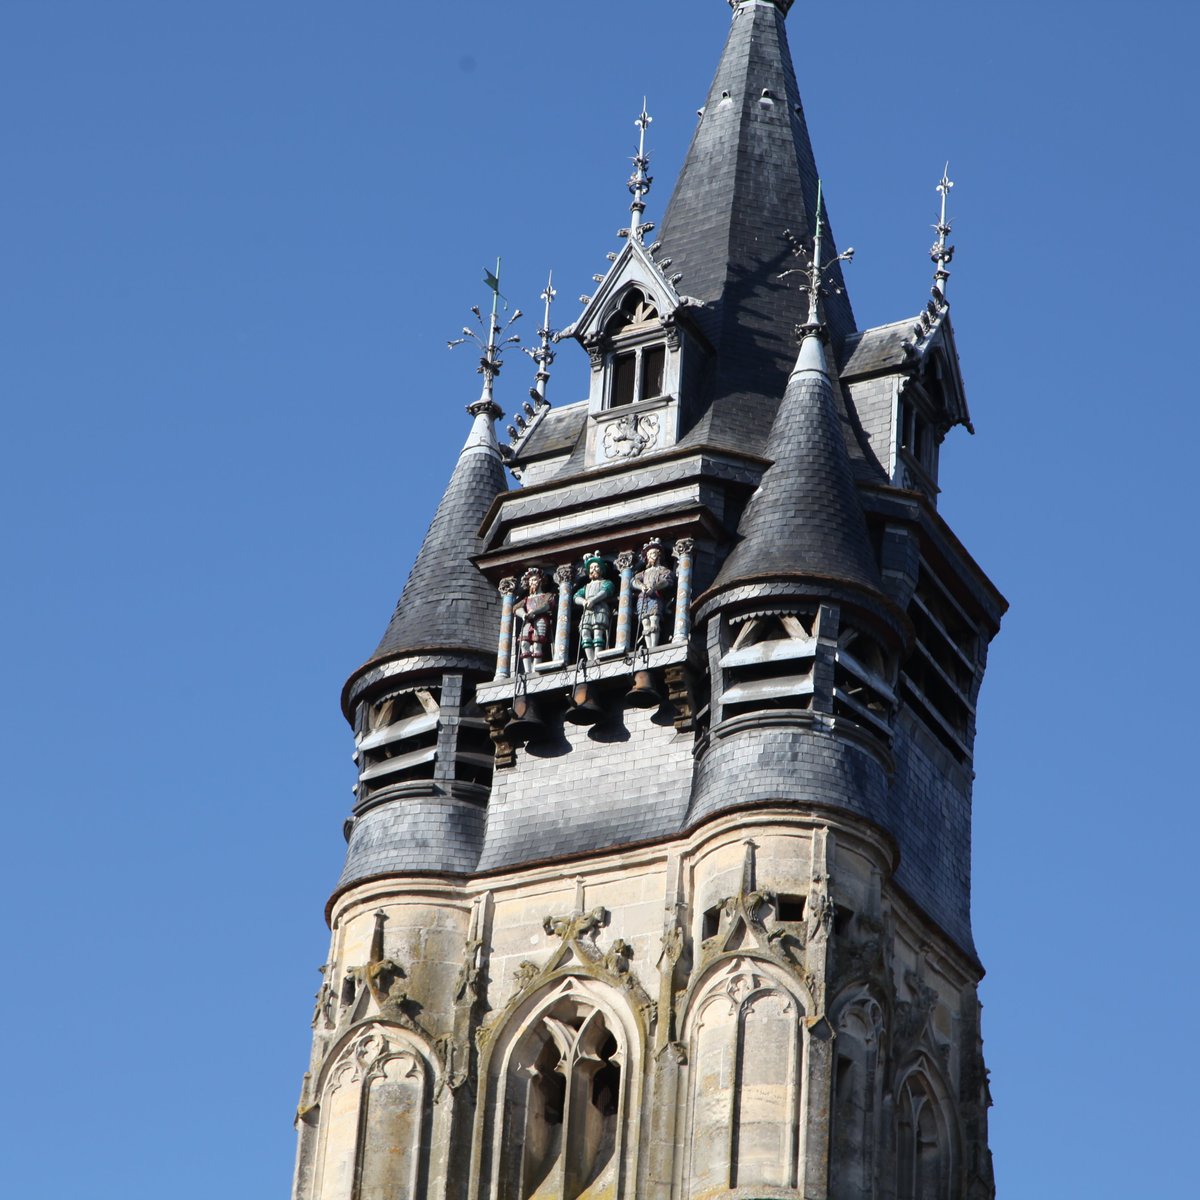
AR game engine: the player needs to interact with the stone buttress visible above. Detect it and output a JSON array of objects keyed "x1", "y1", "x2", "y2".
[{"x1": 292, "y1": 4, "x2": 1007, "y2": 1200}]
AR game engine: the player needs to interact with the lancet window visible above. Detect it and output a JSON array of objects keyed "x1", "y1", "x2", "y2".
[
  {"x1": 829, "y1": 993, "x2": 885, "y2": 1200},
  {"x1": 492, "y1": 987, "x2": 631, "y2": 1200},
  {"x1": 681, "y1": 957, "x2": 806, "y2": 1194},
  {"x1": 896, "y1": 1071, "x2": 951, "y2": 1200}
]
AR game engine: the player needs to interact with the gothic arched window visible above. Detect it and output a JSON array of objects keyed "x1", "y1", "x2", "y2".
[
  {"x1": 896, "y1": 1069, "x2": 952, "y2": 1200},
  {"x1": 307, "y1": 1025, "x2": 435, "y2": 1200},
  {"x1": 829, "y1": 992, "x2": 885, "y2": 1200},
  {"x1": 681, "y1": 956, "x2": 807, "y2": 1194},
  {"x1": 487, "y1": 979, "x2": 636, "y2": 1200}
]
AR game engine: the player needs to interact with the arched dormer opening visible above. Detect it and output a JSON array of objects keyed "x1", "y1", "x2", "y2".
[
  {"x1": 602, "y1": 288, "x2": 667, "y2": 410},
  {"x1": 562, "y1": 237, "x2": 706, "y2": 466}
]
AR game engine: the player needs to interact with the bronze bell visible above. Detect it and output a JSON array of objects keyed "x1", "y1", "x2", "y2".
[
  {"x1": 564, "y1": 681, "x2": 604, "y2": 725},
  {"x1": 624, "y1": 668, "x2": 663, "y2": 708},
  {"x1": 503, "y1": 692, "x2": 546, "y2": 745}
]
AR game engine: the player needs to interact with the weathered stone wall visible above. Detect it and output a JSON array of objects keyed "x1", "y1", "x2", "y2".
[{"x1": 293, "y1": 809, "x2": 992, "y2": 1200}]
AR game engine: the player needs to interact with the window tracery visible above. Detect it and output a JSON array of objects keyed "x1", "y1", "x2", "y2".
[
  {"x1": 490, "y1": 984, "x2": 633, "y2": 1200},
  {"x1": 308, "y1": 1025, "x2": 435, "y2": 1200},
  {"x1": 896, "y1": 1069, "x2": 952, "y2": 1200}
]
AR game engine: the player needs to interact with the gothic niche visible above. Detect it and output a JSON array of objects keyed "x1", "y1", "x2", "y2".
[
  {"x1": 829, "y1": 991, "x2": 885, "y2": 1200},
  {"x1": 494, "y1": 984, "x2": 630, "y2": 1200},
  {"x1": 682, "y1": 957, "x2": 806, "y2": 1194},
  {"x1": 308, "y1": 1025, "x2": 434, "y2": 1200},
  {"x1": 896, "y1": 1067, "x2": 953, "y2": 1200}
]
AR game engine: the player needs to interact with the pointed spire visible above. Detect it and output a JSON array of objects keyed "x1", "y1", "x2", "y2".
[
  {"x1": 707, "y1": 213, "x2": 881, "y2": 603},
  {"x1": 356, "y1": 284, "x2": 513, "y2": 674},
  {"x1": 658, "y1": 0, "x2": 855, "y2": 428},
  {"x1": 931, "y1": 165, "x2": 955, "y2": 299}
]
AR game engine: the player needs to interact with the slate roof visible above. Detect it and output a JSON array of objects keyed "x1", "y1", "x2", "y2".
[
  {"x1": 512, "y1": 401, "x2": 587, "y2": 461},
  {"x1": 658, "y1": 0, "x2": 856, "y2": 452},
  {"x1": 361, "y1": 408, "x2": 507, "y2": 671},
  {"x1": 710, "y1": 332, "x2": 883, "y2": 597},
  {"x1": 840, "y1": 318, "x2": 918, "y2": 378}
]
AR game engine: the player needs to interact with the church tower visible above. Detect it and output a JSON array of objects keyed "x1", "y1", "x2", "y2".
[{"x1": 291, "y1": 3, "x2": 1005, "y2": 1198}]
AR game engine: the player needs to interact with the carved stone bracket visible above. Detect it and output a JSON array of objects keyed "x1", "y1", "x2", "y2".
[
  {"x1": 664, "y1": 663, "x2": 696, "y2": 731},
  {"x1": 483, "y1": 701, "x2": 516, "y2": 769}
]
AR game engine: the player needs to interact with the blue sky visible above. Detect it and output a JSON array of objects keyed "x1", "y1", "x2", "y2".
[{"x1": 2, "y1": 2, "x2": 1196, "y2": 1196}]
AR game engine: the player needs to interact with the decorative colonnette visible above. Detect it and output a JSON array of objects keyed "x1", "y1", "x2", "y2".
[{"x1": 492, "y1": 537, "x2": 695, "y2": 680}]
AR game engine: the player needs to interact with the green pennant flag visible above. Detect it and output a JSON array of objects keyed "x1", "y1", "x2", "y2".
[{"x1": 483, "y1": 261, "x2": 508, "y2": 310}]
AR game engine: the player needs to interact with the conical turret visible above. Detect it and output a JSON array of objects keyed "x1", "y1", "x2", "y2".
[
  {"x1": 705, "y1": 329, "x2": 882, "y2": 608},
  {"x1": 356, "y1": 400, "x2": 507, "y2": 683},
  {"x1": 337, "y1": 397, "x2": 508, "y2": 889}
]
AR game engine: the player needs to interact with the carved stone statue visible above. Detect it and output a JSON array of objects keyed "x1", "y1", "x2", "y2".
[
  {"x1": 573, "y1": 553, "x2": 616, "y2": 662},
  {"x1": 513, "y1": 566, "x2": 556, "y2": 671},
  {"x1": 631, "y1": 538, "x2": 675, "y2": 648}
]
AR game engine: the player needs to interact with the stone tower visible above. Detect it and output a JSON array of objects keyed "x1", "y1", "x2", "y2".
[{"x1": 291, "y1": 3, "x2": 1005, "y2": 1199}]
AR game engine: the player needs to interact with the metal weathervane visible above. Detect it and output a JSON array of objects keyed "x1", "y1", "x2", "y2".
[
  {"x1": 931, "y1": 164, "x2": 955, "y2": 299},
  {"x1": 449, "y1": 258, "x2": 522, "y2": 415},
  {"x1": 780, "y1": 179, "x2": 855, "y2": 333}
]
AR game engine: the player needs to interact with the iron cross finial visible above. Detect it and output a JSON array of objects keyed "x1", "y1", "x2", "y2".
[
  {"x1": 627, "y1": 101, "x2": 655, "y2": 243},
  {"x1": 522, "y1": 271, "x2": 558, "y2": 409},
  {"x1": 931, "y1": 164, "x2": 955, "y2": 299}
]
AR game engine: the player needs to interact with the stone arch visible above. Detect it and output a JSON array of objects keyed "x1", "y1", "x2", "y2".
[
  {"x1": 894, "y1": 1056, "x2": 959, "y2": 1200},
  {"x1": 829, "y1": 985, "x2": 887, "y2": 1200},
  {"x1": 678, "y1": 954, "x2": 810, "y2": 1195},
  {"x1": 603, "y1": 285, "x2": 662, "y2": 336},
  {"x1": 307, "y1": 1022, "x2": 439, "y2": 1200},
  {"x1": 478, "y1": 974, "x2": 644, "y2": 1200}
]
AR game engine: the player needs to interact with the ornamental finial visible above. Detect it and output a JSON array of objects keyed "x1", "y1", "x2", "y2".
[
  {"x1": 780, "y1": 180, "x2": 855, "y2": 336},
  {"x1": 522, "y1": 271, "x2": 558, "y2": 409},
  {"x1": 449, "y1": 258, "x2": 522, "y2": 418},
  {"x1": 930, "y1": 164, "x2": 955, "y2": 299},
  {"x1": 627, "y1": 101, "x2": 655, "y2": 244}
]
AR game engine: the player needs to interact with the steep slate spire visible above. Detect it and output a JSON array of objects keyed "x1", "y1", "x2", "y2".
[
  {"x1": 365, "y1": 399, "x2": 507, "y2": 667},
  {"x1": 658, "y1": 0, "x2": 855, "y2": 434},
  {"x1": 707, "y1": 325, "x2": 882, "y2": 604}
]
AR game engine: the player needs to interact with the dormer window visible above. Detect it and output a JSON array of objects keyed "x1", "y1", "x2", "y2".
[
  {"x1": 604, "y1": 289, "x2": 667, "y2": 409},
  {"x1": 898, "y1": 396, "x2": 938, "y2": 480},
  {"x1": 610, "y1": 345, "x2": 665, "y2": 406}
]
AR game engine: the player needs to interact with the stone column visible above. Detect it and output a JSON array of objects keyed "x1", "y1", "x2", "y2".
[
  {"x1": 495, "y1": 578, "x2": 517, "y2": 678},
  {"x1": 614, "y1": 552, "x2": 636, "y2": 653},
  {"x1": 553, "y1": 564, "x2": 574, "y2": 664},
  {"x1": 671, "y1": 538, "x2": 695, "y2": 642}
]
